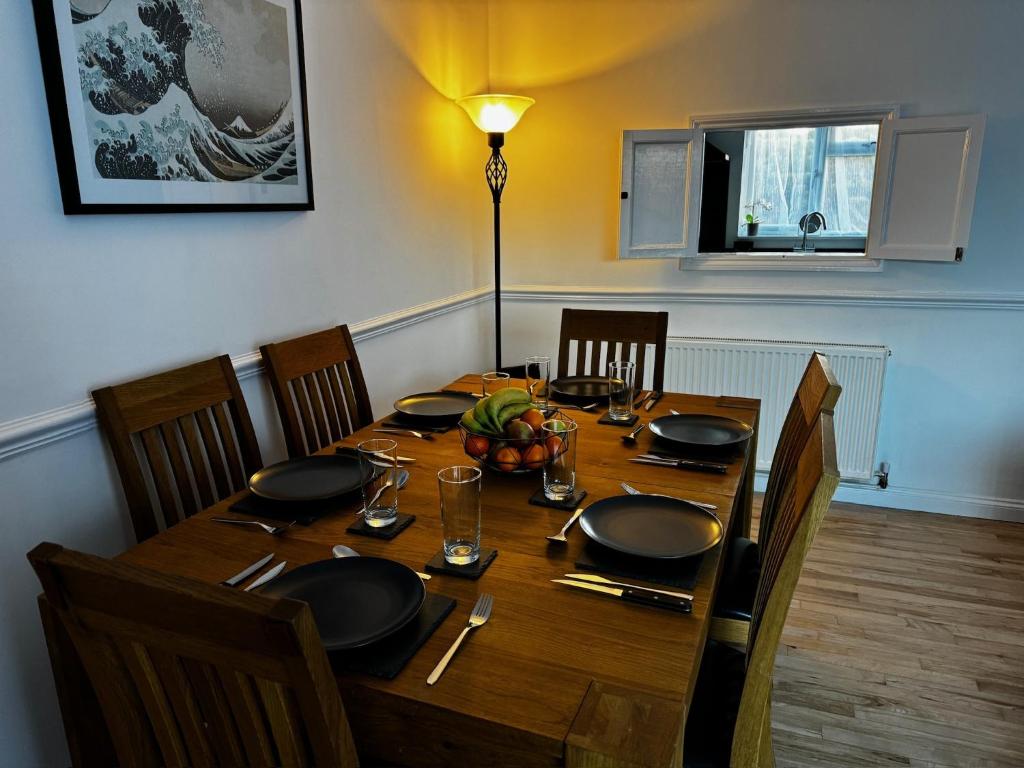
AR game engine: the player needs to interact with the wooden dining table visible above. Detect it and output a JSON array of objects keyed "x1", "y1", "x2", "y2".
[{"x1": 44, "y1": 374, "x2": 760, "y2": 768}]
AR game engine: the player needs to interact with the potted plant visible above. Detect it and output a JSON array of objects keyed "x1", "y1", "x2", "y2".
[{"x1": 743, "y1": 199, "x2": 773, "y2": 237}]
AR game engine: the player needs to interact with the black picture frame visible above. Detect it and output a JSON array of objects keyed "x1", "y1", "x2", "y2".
[{"x1": 31, "y1": 0, "x2": 315, "y2": 215}]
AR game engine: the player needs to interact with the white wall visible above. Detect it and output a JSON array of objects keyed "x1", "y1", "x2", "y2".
[
  {"x1": 0, "y1": 1, "x2": 494, "y2": 764},
  {"x1": 487, "y1": 0, "x2": 1024, "y2": 520}
]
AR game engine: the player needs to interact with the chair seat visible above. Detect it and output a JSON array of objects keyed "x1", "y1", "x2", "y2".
[
  {"x1": 713, "y1": 537, "x2": 760, "y2": 621},
  {"x1": 683, "y1": 641, "x2": 747, "y2": 768}
]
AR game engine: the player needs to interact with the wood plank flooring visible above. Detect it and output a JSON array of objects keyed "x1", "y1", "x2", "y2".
[{"x1": 764, "y1": 500, "x2": 1024, "y2": 767}]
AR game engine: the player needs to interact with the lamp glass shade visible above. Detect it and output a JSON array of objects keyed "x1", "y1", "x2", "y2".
[{"x1": 456, "y1": 94, "x2": 535, "y2": 134}]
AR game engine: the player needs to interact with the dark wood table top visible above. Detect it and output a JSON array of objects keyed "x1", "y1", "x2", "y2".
[{"x1": 117, "y1": 374, "x2": 760, "y2": 768}]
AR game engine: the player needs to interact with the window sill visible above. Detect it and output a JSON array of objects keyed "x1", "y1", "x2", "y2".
[{"x1": 679, "y1": 252, "x2": 883, "y2": 272}]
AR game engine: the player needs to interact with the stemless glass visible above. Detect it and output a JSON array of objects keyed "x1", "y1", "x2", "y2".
[
  {"x1": 542, "y1": 417, "x2": 578, "y2": 501},
  {"x1": 526, "y1": 355, "x2": 551, "y2": 409},
  {"x1": 438, "y1": 466, "x2": 482, "y2": 565},
  {"x1": 481, "y1": 371, "x2": 511, "y2": 395},
  {"x1": 357, "y1": 439, "x2": 399, "y2": 528},
  {"x1": 607, "y1": 360, "x2": 636, "y2": 421}
]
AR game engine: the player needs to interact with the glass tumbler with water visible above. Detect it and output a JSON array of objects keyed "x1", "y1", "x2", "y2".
[
  {"x1": 607, "y1": 360, "x2": 636, "y2": 421},
  {"x1": 357, "y1": 438, "x2": 399, "y2": 528},
  {"x1": 481, "y1": 371, "x2": 510, "y2": 395},
  {"x1": 542, "y1": 418, "x2": 578, "y2": 501},
  {"x1": 438, "y1": 465, "x2": 482, "y2": 565},
  {"x1": 526, "y1": 355, "x2": 551, "y2": 409}
]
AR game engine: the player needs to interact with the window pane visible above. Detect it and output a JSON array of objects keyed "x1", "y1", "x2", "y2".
[{"x1": 737, "y1": 123, "x2": 878, "y2": 238}]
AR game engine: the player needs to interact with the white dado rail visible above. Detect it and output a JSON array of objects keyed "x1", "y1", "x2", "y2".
[{"x1": 0, "y1": 286, "x2": 492, "y2": 463}]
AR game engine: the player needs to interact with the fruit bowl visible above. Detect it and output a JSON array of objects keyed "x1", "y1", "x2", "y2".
[
  {"x1": 458, "y1": 417, "x2": 564, "y2": 474},
  {"x1": 458, "y1": 387, "x2": 569, "y2": 473}
]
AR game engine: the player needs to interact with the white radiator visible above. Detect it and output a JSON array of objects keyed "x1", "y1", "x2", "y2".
[{"x1": 663, "y1": 337, "x2": 888, "y2": 481}]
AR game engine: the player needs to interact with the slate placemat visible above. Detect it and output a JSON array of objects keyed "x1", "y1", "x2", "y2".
[{"x1": 575, "y1": 541, "x2": 703, "y2": 590}]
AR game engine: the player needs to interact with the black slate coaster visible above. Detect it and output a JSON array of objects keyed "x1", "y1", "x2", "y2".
[
  {"x1": 575, "y1": 541, "x2": 703, "y2": 590},
  {"x1": 229, "y1": 492, "x2": 354, "y2": 526},
  {"x1": 329, "y1": 593, "x2": 456, "y2": 680},
  {"x1": 346, "y1": 513, "x2": 416, "y2": 540},
  {"x1": 598, "y1": 412, "x2": 639, "y2": 427},
  {"x1": 529, "y1": 487, "x2": 588, "y2": 510},
  {"x1": 425, "y1": 548, "x2": 498, "y2": 580}
]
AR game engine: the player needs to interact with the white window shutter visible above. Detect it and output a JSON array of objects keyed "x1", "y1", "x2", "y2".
[
  {"x1": 619, "y1": 129, "x2": 699, "y2": 259},
  {"x1": 867, "y1": 114, "x2": 985, "y2": 262}
]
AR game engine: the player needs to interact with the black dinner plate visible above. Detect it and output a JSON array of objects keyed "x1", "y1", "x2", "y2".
[
  {"x1": 259, "y1": 557, "x2": 425, "y2": 650},
  {"x1": 579, "y1": 494, "x2": 724, "y2": 560},
  {"x1": 393, "y1": 391, "x2": 479, "y2": 424},
  {"x1": 248, "y1": 454, "x2": 372, "y2": 502},
  {"x1": 648, "y1": 413, "x2": 753, "y2": 449},
  {"x1": 549, "y1": 376, "x2": 610, "y2": 405}
]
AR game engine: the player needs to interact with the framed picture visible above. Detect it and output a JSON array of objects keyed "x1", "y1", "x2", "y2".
[{"x1": 31, "y1": 0, "x2": 314, "y2": 214}]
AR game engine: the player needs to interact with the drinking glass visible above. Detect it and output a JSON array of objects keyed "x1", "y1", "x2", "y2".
[
  {"x1": 526, "y1": 355, "x2": 551, "y2": 409},
  {"x1": 357, "y1": 439, "x2": 399, "y2": 528},
  {"x1": 607, "y1": 360, "x2": 636, "y2": 421},
  {"x1": 542, "y1": 418, "x2": 578, "y2": 501},
  {"x1": 438, "y1": 466, "x2": 482, "y2": 565},
  {"x1": 481, "y1": 371, "x2": 510, "y2": 395}
]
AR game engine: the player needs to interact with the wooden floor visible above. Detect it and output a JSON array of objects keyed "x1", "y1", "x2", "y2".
[{"x1": 762, "y1": 499, "x2": 1024, "y2": 768}]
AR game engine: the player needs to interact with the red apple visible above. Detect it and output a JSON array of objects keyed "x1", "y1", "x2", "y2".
[
  {"x1": 465, "y1": 434, "x2": 490, "y2": 458},
  {"x1": 521, "y1": 442, "x2": 549, "y2": 470}
]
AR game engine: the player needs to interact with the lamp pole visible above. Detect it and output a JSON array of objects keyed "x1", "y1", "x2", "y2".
[{"x1": 486, "y1": 132, "x2": 508, "y2": 372}]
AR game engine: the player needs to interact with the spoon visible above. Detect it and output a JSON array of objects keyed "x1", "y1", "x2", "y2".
[
  {"x1": 332, "y1": 543, "x2": 431, "y2": 581},
  {"x1": 621, "y1": 422, "x2": 646, "y2": 445}
]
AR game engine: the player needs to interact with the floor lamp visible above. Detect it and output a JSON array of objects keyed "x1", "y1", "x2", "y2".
[{"x1": 456, "y1": 94, "x2": 535, "y2": 373}]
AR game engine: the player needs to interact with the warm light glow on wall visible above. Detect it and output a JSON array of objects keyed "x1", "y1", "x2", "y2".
[{"x1": 456, "y1": 94, "x2": 535, "y2": 133}]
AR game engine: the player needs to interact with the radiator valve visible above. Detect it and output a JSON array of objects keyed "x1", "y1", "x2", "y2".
[{"x1": 874, "y1": 462, "x2": 890, "y2": 489}]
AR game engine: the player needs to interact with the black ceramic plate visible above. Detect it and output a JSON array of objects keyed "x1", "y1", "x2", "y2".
[
  {"x1": 549, "y1": 376, "x2": 610, "y2": 405},
  {"x1": 648, "y1": 413, "x2": 753, "y2": 449},
  {"x1": 259, "y1": 557, "x2": 425, "y2": 650},
  {"x1": 579, "y1": 494, "x2": 724, "y2": 559},
  {"x1": 248, "y1": 455, "x2": 371, "y2": 502},
  {"x1": 393, "y1": 391, "x2": 479, "y2": 423}
]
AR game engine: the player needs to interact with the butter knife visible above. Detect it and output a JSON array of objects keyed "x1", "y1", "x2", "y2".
[
  {"x1": 244, "y1": 561, "x2": 286, "y2": 592},
  {"x1": 552, "y1": 579, "x2": 692, "y2": 613},
  {"x1": 564, "y1": 574, "x2": 694, "y2": 601},
  {"x1": 220, "y1": 553, "x2": 274, "y2": 587},
  {"x1": 644, "y1": 391, "x2": 663, "y2": 412}
]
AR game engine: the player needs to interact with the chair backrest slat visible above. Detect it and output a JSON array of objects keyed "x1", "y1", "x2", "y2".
[
  {"x1": 759, "y1": 352, "x2": 841, "y2": 553},
  {"x1": 730, "y1": 411, "x2": 840, "y2": 767},
  {"x1": 557, "y1": 309, "x2": 669, "y2": 389},
  {"x1": 28, "y1": 543, "x2": 358, "y2": 768},
  {"x1": 261, "y1": 326, "x2": 373, "y2": 458},
  {"x1": 94, "y1": 356, "x2": 263, "y2": 542}
]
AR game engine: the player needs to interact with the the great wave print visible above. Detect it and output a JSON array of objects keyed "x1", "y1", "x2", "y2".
[{"x1": 71, "y1": 0, "x2": 298, "y2": 184}]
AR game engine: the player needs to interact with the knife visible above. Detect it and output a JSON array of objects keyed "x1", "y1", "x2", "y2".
[
  {"x1": 244, "y1": 561, "x2": 286, "y2": 592},
  {"x1": 633, "y1": 390, "x2": 652, "y2": 408},
  {"x1": 564, "y1": 574, "x2": 694, "y2": 601},
  {"x1": 552, "y1": 579, "x2": 692, "y2": 613},
  {"x1": 644, "y1": 391, "x2": 663, "y2": 412},
  {"x1": 373, "y1": 451, "x2": 416, "y2": 464},
  {"x1": 220, "y1": 553, "x2": 274, "y2": 587},
  {"x1": 632, "y1": 456, "x2": 729, "y2": 474},
  {"x1": 381, "y1": 422, "x2": 447, "y2": 433}
]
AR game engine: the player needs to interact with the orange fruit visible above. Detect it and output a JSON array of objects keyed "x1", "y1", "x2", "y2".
[
  {"x1": 521, "y1": 443, "x2": 549, "y2": 470},
  {"x1": 521, "y1": 408, "x2": 546, "y2": 432},
  {"x1": 465, "y1": 434, "x2": 490, "y2": 458},
  {"x1": 544, "y1": 434, "x2": 565, "y2": 458},
  {"x1": 492, "y1": 446, "x2": 522, "y2": 472}
]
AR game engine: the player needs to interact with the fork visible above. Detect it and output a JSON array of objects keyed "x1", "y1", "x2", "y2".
[
  {"x1": 211, "y1": 518, "x2": 295, "y2": 535},
  {"x1": 546, "y1": 507, "x2": 585, "y2": 543},
  {"x1": 373, "y1": 428, "x2": 434, "y2": 441},
  {"x1": 619, "y1": 482, "x2": 718, "y2": 511},
  {"x1": 427, "y1": 593, "x2": 493, "y2": 685}
]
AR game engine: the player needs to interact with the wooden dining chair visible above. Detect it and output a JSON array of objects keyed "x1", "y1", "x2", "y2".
[
  {"x1": 93, "y1": 356, "x2": 263, "y2": 543},
  {"x1": 556, "y1": 308, "x2": 670, "y2": 390},
  {"x1": 261, "y1": 325, "x2": 373, "y2": 458},
  {"x1": 28, "y1": 543, "x2": 359, "y2": 768},
  {"x1": 712, "y1": 352, "x2": 840, "y2": 639},
  {"x1": 684, "y1": 410, "x2": 840, "y2": 768}
]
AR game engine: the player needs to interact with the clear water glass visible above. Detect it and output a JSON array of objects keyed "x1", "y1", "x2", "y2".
[
  {"x1": 607, "y1": 360, "x2": 636, "y2": 421},
  {"x1": 357, "y1": 438, "x2": 399, "y2": 528},
  {"x1": 438, "y1": 466, "x2": 482, "y2": 565},
  {"x1": 481, "y1": 371, "x2": 510, "y2": 395},
  {"x1": 526, "y1": 355, "x2": 551, "y2": 409},
  {"x1": 542, "y1": 418, "x2": 578, "y2": 501}
]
